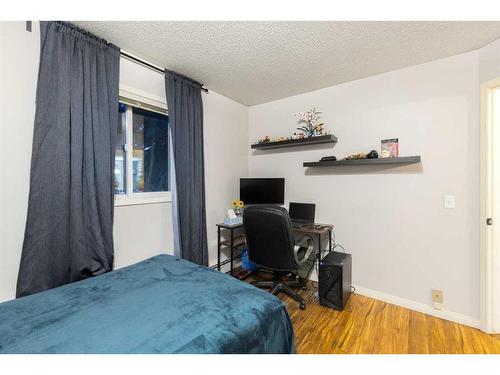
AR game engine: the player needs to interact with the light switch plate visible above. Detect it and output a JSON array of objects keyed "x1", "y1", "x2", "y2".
[{"x1": 444, "y1": 194, "x2": 455, "y2": 209}]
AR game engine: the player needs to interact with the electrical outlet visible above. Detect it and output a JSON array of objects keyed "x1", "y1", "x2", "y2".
[
  {"x1": 432, "y1": 289, "x2": 443, "y2": 310},
  {"x1": 432, "y1": 289, "x2": 443, "y2": 303}
]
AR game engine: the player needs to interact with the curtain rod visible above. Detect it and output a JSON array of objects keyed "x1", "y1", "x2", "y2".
[{"x1": 120, "y1": 50, "x2": 209, "y2": 93}]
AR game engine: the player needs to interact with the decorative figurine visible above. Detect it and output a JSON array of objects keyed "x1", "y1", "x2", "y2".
[
  {"x1": 320, "y1": 155, "x2": 337, "y2": 162},
  {"x1": 344, "y1": 153, "x2": 367, "y2": 160},
  {"x1": 367, "y1": 150, "x2": 379, "y2": 159}
]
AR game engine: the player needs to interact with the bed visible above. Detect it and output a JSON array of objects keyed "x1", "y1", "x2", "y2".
[{"x1": 0, "y1": 254, "x2": 294, "y2": 353}]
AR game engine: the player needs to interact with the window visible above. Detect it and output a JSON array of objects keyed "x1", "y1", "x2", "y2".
[{"x1": 114, "y1": 93, "x2": 170, "y2": 206}]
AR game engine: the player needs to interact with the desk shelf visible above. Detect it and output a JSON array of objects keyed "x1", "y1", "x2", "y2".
[
  {"x1": 220, "y1": 235, "x2": 245, "y2": 248},
  {"x1": 215, "y1": 223, "x2": 245, "y2": 277},
  {"x1": 303, "y1": 156, "x2": 421, "y2": 167}
]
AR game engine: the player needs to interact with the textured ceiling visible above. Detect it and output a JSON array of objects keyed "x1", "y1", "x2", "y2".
[{"x1": 73, "y1": 21, "x2": 500, "y2": 105}]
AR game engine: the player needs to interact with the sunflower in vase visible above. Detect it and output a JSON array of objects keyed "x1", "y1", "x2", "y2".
[{"x1": 232, "y1": 200, "x2": 244, "y2": 216}]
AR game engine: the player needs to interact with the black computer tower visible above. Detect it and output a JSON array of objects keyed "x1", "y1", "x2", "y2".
[{"x1": 319, "y1": 251, "x2": 352, "y2": 310}]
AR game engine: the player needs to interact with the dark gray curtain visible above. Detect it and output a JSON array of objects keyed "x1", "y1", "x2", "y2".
[
  {"x1": 164, "y1": 70, "x2": 208, "y2": 266},
  {"x1": 16, "y1": 22, "x2": 120, "y2": 298}
]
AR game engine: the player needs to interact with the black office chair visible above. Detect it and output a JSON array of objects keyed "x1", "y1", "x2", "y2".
[{"x1": 243, "y1": 205, "x2": 313, "y2": 310}]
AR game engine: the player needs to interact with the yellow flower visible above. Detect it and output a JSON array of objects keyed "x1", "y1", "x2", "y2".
[
  {"x1": 238, "y1": 200, "x2": 244, "y2": 208},
  {"x1": 232, "y1": 200, "x2": 239, "y2": 208}
]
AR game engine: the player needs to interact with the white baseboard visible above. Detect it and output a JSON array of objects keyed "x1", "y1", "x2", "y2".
[{"x1": 352, "y1": 285, "x2": 480, "y2": 329}]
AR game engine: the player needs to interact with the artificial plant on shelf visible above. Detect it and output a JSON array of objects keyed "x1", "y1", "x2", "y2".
[{"x1": 295, "y1": 107, "x2": 325, "y2": 137}]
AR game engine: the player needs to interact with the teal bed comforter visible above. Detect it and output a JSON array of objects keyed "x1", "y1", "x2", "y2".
[{"x1": 0, "y1": 255, "x2": 294, "y2": 353}]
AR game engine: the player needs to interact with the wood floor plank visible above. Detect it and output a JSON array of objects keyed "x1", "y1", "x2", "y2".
[
  {"x1": 372, "y1": 303, "x2": 410, "y2": 354},
  {"x1": 256, "y1": 278, "x2": 500, "y2": 354}
]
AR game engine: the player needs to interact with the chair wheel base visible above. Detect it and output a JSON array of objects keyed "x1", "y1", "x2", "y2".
[{"x1": 253, "y1": 276, "x2": 307, "y2": 310}]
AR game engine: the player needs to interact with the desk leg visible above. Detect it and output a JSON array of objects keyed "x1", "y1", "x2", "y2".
[
  {"x1": 318, "y1": 233, "x2": 322, "y2": 261},
  {"x1": 329, "y1": 229, "x2": 332, "y2": 252},
  {"x1": 217, "y1": 226, "x2": 221, "y2": 271},
  {"x1": 230, "y1": 229, "x2": 234, "y2": 276},
  {"x1": 316, "y1": 233, "x2": 322, "y2": 279}
]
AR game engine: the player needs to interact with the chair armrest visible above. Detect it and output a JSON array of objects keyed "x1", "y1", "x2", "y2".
[{"x1": 294, "y1": 235, "x2": 314, "y2": 265}]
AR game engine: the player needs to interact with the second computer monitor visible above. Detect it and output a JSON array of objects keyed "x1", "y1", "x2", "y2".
[{"x1": 289, "y1": 202, "x2": 316, "y2": 224}]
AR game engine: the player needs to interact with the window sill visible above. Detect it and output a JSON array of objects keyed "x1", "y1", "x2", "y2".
[{"x1": 114, "y1": 192, "x2": 172, "y2": 207}]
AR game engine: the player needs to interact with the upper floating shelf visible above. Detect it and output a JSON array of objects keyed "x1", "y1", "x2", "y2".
[
  {"x1": 303, "y1": 156, "x2": 421, "y2": 167},
  {"x1": 251, "y1": 134, "x2": 338, "y2": 150}
]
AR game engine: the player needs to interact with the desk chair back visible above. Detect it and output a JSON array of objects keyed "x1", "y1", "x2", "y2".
[{"x1": 243, "y1": 205, "x2": 298, "y2": 272}]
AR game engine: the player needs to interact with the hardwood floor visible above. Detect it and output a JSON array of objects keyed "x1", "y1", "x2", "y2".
[{"x1": 272, "y1": 282, "x2": 500, "y2": 354}]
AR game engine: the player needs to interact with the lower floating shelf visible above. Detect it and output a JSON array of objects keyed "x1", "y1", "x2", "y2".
[{"x1": 303, "y1": 156, "x2": 421, "y2": 167}]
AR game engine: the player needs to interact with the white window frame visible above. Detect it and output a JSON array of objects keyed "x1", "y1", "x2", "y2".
[{"x1": 114, "y1": 85, "x2": 172, "y2": 207}]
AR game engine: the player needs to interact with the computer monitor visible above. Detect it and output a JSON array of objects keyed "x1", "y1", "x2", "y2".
[
  {"x1": 240, "y1": 178, "x2": 285, "y2": 205},
  {"x1": 289, "y1": 202, "x2": 316, "y2": 224}
]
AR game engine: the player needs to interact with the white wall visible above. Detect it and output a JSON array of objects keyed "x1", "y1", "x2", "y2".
[
  {"x1": 479, "y1": 38, "x2": 500, "y2": 84},
  {"x1": 203, "y1": 89, "x2": 249, "y2": 266},
  {"x1": 0, "y1": 22, "x2": 248, "y2": 302},
  {"x1": 0, "y1": 22, "x2": 38, "y2": 303},
  {"x1": 248, "y1": 51, "x2": 481, "y2": 321}
]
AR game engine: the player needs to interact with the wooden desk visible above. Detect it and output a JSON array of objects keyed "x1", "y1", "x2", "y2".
[
  {"x1": 292, "y1": 223, "x2": 333, "y2": 237},
  {"x1": 212, "y1": 222, "x2": 333, "y2": 278},
  {"x1": 292, "y1": 224, "x2": 333, "y2": 278}
]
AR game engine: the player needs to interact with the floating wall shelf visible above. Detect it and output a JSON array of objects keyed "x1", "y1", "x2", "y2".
[
  {"x1": 251, "y1": 134, "x2": 338, "y2": 150},
  {"x1": 303, "y1": 156, "x2": 421, "y2": 167}
]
